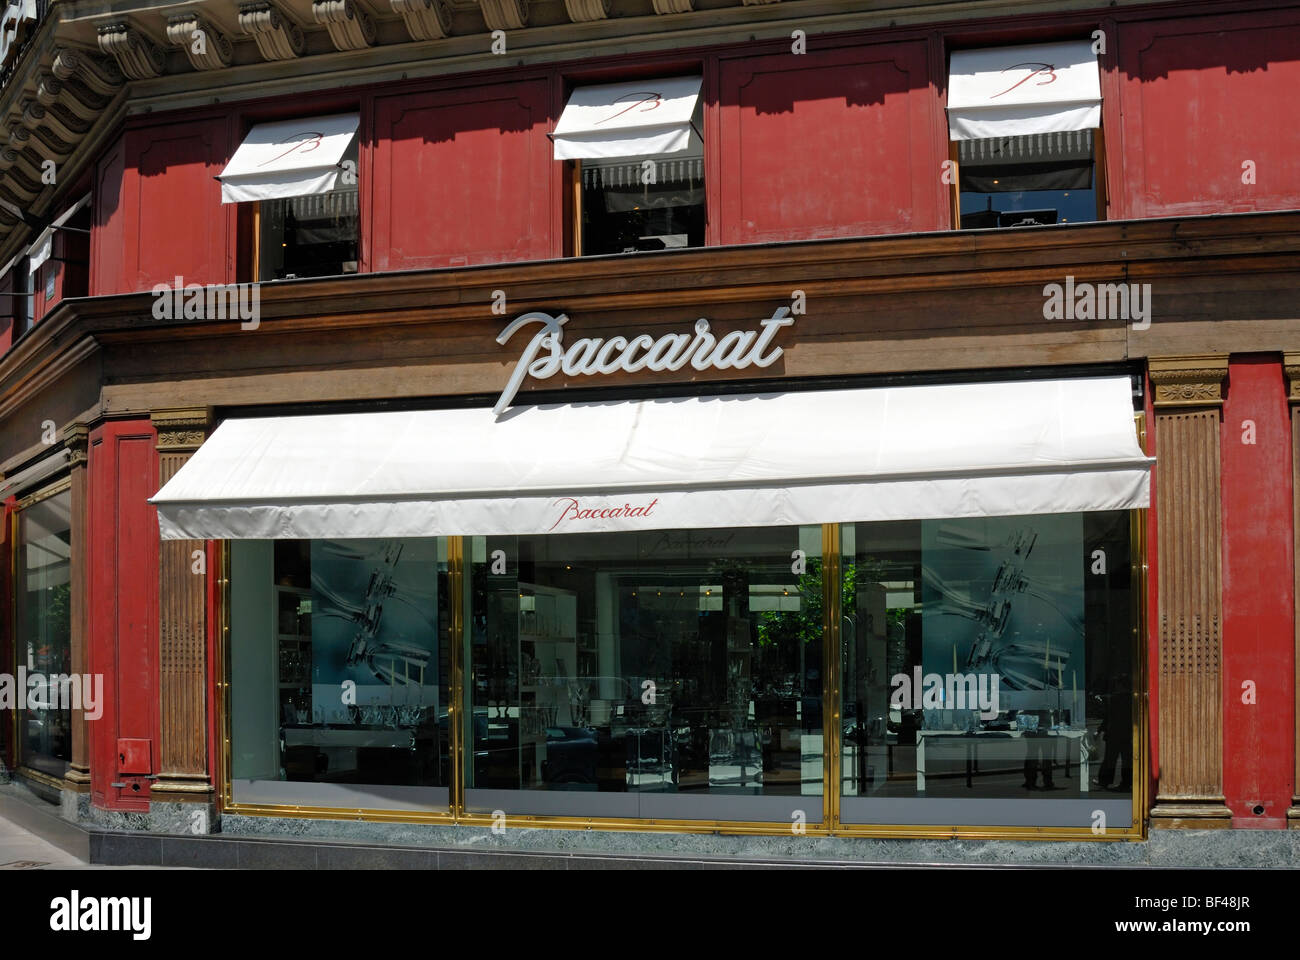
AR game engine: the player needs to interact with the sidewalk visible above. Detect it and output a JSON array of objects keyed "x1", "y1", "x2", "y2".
[
  {"x1": 0, "y1": 811, "x2": 197, "y2": 870},
  {"x1": 0, "y1": 810, "x2": 84, "y2": 869}
]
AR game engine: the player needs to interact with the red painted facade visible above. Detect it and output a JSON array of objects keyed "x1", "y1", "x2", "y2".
[
  {"x1": 87, "y1": 420, "x2": 160, "y2": 811},
  {"x1": 1115, "y1": 8, "x2": 1300, "y2": 220},
  {"x1": 1, "y1": 0, "x2": 1297, "y2": 837},
  {"x1": 1221, "y1": 356, "x2": 1295, "y2": 826}
]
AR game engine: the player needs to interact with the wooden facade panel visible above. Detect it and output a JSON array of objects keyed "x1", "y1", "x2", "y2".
[
  {"x1": 90, "y1": 138, "x2": 126, "y2": 297},
  {"x1": 371, "y1": 79, "x2": 554, "y2": 271},
  {"x1": 1118, "y1": 9, "x2": 1300, "y2": 219},
  {"x1": 88, "y1": 421, "x2": 160, "y2": 811},
  {"x1": 1220, "y1": 356, "x2": 1294, "y2": 825},
  {"x1": 717, "y1": 41, "x2": 942, "y2": 244},
  {"x1": 122, "y1": 119, "x2": 228, "y2": 293}
]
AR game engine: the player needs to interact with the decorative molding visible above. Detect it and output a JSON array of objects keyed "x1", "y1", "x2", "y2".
[
  {"x1": 152, "y1": 408, "x2": 211, "y2": 453},
  {"x1": 742, "y1": 0, "x2": 780, "y2": 5},
  {"x1": 238, "y1": 2, "x2": 305, "y2": 61},
  {"x1": 390, "y1": 0, "x2": 451, "y2": 40},
  {"x1": 563, "y1": 0, "x2": 609, "y2": 23},
  {"x1": 312, "y1": 0, "x2": 376, "y2": 52},
  {"x1": 165, "y1": 14, "x2": 234, "y2": 72},
  {"x1": 478, "y1": 0, "x2": 527, "y2": 31},
  {"x1": 22, "y1": 99, "x2": 85, "y2": 146},
  {"x1": 651, "y1": 0, "x2": 693, "y2": 13},
  {"x1": 51, "y1": 48, "x2": 124, "y2": 99},
  {"x1": 1149, "y1": 356, "x2": 1229, "y2": 409},
  {"x1": 1283, "y1": 353, "x2": 1300, "y2": 404},
  {"x1": 63, "y1": 423, "x2": 89, "y2": 470},
  {"x1": 96, "y1": 21, "x2": 167, "y2": 81}
]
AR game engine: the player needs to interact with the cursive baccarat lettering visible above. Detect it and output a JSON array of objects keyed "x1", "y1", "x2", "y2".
[{"x1": 493, "y1": 308, "x2": 794, "y2": 415}]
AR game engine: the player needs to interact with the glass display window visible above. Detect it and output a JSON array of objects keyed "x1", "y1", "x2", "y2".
[
  {"x1": 12, "y1": 483, "x2": 73, "y2": 781},
  {"x1": 839, "y1": 511, "x2": 1140, "y2": 832},
  {"x1": 462, "y1": 526, "x2": 825, "y2": 823},
  {"x1": 227, "y1": 537, "x2": 451, "y2": 811}
]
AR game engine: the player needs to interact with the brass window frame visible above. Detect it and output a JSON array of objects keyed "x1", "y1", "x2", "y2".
[{"x1": 8, "y1": 474, "x2": 73, "y2": 790}]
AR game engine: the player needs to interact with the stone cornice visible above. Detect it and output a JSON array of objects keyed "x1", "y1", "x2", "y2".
[{"x1": 1149, "y1": 356, "x2": 1230, "y2": 409}]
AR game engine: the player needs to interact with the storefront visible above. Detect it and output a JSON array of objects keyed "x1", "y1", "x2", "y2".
[{"x1": 150, "y1": 328, "x2": 1150, "y2": 839}]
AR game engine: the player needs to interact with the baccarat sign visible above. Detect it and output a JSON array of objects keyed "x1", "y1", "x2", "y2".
[{"x1": 493, "y1": 307, "x2": 795, "y2": 415}]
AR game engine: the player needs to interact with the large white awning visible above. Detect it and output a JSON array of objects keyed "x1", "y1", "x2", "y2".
[
  {"x1": 219, "y1": 113, "x2": 359, "y2": 204},
  {"x1": 152, "y1": 377, "x2": 1150, "y2": 541},
  {"x1": 553, "y1": 76, "x2": 702, "y2": 161},
  {"x1": 948, "y1": 41, "x2": 1101, "y2": 142}
]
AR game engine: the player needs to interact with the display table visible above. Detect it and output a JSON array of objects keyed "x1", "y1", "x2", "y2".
[{"x1": 915, "y1": 728, "x2": 1088, "y2": 792}]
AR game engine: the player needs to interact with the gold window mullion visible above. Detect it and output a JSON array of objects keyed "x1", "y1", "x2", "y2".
[
  {"x1": 822, "y1": 522, "x2": 842, "y2": 833},
  {"x1": 447, "y1": 535, "x2": 466, "y2": 821}
]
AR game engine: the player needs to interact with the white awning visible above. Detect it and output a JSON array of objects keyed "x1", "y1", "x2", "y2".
[
  {"x1": 553, "y1": 76, "x2": 702, "y2": 161},
  {"x1": 27, "y1": 193, "x2": 91, "y2": 274},
  {"x1": 219, "y1": 113, "x2": 359, "y2": 204},
  {"x1": 152, "y1": 377, "x2": 1150, "y2": 541},
  {"x1": 948, "y1": 41, "x2": 1101, "y2": 141}
]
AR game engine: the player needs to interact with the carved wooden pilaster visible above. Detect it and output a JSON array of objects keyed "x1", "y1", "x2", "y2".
[
  {"x1": 1149, "y1": 356, "x2": 1234, "y2": 826},
  {"x1": 150, "y1": 409, "x2": 214, "y2": 801},
  {"x1": 63, "y1": 425, "x2": 92, "y2": 792},
  {"x1": 238, "y1": 2, "x2": 305, "y2": 61},
  {"x1": 651, "y1": 0, "x2": 692, "y2": 13},
  {"x1": 166, "y1": 14, "x2": 234, "y2": 71},
  {"x1": 391, "y1": 0, "x2": 451, "y2": 39},
  {"x1": 1286, "y1": 355, "x2": 1300, "y2": 825}
]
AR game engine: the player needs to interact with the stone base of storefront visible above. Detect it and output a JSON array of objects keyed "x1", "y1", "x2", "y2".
[
  {"x1": 7, "y1": 782, "x2": 1299, "y2": 868},
  {"x1": 78, "y1": 816, "x2": 1300, "y2": 869}
]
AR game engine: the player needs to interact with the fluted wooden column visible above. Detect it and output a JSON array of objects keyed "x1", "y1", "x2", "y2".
[
  {"x1": 150, "y1": 409, "x2": 214, "y2": 807},
  {"x1": 1149, "y1": 357, "x2": 1233, "y2": 826},
  {"x1": 1286, "y1": 356, "x2": 1300, "y2": 826},
  {"x1": 62, "y1": 424, "x2": 92, "y2": 798}
]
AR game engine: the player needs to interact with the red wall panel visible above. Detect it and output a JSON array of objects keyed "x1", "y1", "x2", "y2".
[
  {"x1": 88, "y1": 420, "x2": 159, "y2": 811},
  {"x1": 370, "y1": 78, "x2": 555, "y2": 271},
  {"x1": 1116, "y1": 9, "x2": 1300, "y2": 219},
  {"x1": 716, "y1": 41, "x2": 943, "y2": 244},
  {"x1": 1221, "y1": 356, "x2": 1294, "y2": 826},
  {"x1": 119, "y1": 118, "x2": 229, "y2": 293}
]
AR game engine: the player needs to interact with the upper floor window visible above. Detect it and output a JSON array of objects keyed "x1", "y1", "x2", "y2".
[
  {"x1": 219, "y1": 113, "x2": 360, "y2": 280},
  {"x1": 554, "y1": 77, "x2": 705, "y2": 256},
  {"x1": 947, "y1": 41, "x2": 1104, "y2": 228}
]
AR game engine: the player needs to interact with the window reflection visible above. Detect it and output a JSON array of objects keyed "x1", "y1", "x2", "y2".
[
  {"x1": 17, "y1": 489, "x2": 73, "y2": 779},
  {"x1": 842, "y1": 512, "x2": 1135, "y2": 827},
  {"x1": 466, "y1": 527, "x2": 824, "y2": 819}
]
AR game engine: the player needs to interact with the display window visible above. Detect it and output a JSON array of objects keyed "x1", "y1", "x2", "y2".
[
  {"x1": 227, "y1": 537, "x2": 451, "y2": 812},
  {"x1": 840, "y1": 511, "x2": 1140, "y2": 832},
  {"x1": 11, "y1": 482, "x2": 73, "y2": 783},
  {"x1": 463, "y1": 527, "x2": 825, "y2": 823}
]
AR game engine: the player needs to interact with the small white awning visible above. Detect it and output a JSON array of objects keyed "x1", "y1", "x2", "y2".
[
  {"x1": 553, "y1": 76, "x2": 702, "y2": 161},
  {"x1": 948, "y1": 40, "x2": 1101, "y2": 142},
  {"x1": 152, "y1": 377, "x2": 1150, "y2": 541},
  {"x1": 219, "y1": 113, "x2": 359, "y2": 204},
  {"x1": 27, "y1": 193, "x2": 90, "y2": 275}
]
